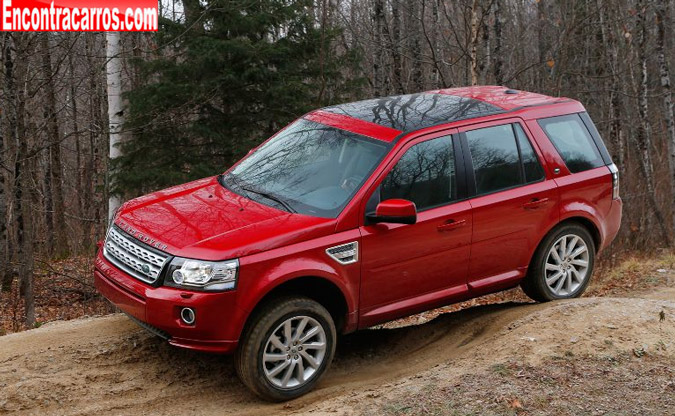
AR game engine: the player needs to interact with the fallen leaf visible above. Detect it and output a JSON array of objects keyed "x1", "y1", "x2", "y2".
[{"x1": 509, "y1": 398, "x2": 523, "y2": 409}]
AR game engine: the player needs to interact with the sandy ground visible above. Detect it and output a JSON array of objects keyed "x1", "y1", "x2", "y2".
[{"x1": 1, "y1": 287, "x2": 674, "y2": 415}]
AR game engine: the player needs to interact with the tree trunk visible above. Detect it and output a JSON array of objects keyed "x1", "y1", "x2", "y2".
[
  {"x1": 182, "y1": 0, "x2": 203, "y2": 32},
  {"x1": 41, "y1": 33, "x2": 68, "y2": 257},
  {"x1": 0, "y1": 121, "x2": 5, "y2": 291},
  {"x1": 317, "y1": 0, "x2": 329, "y2": 104},
  {"x1": 635, "y1": 0, "x2": 671, "y2": 245},
  {"x1": 5, "y1": 33, "x2": 35, "y2": 326},
  {"x1": 372, "y1": 0, "x2": 385, "y2": 93},
  {"x1": 18, "y1": 135, "x2": 35, "y2": 327},
  {"x1": 469, "y1": 0, "x2": 481, "y2": 86},
  {"x1": 597, "y1": 0, "x2": 625, "y2": 168},
  {"x1": 390, "y1": 0, "x2": 404, "y2": 93},
  {"x1": 409, "y1": 0, "x2": 424, "y2": 91},
  {"x1": 1, "y1": 33, "x2": 18, "y2": 293},
  {"x1": 106, "y1": 32, "x2": 124, "y2": 222},
  {"x1": 82, "y1": 34, "x2": 97, "y2": 245},
  {"x1": 420, "y1": 0, "x2": 448, "y2": 89},
  {"x1": 655, "y1": 0, "x2": 675, "y2": 239},
  {"x1": 68, "y1": 35, "x2": 84, "y2": 246},
  {"x1": 480, "y1": 2, "x2": 491, "y2": 83},
  {"x1": 493, "y1": 0, "x2": 504, "y2": 85}
]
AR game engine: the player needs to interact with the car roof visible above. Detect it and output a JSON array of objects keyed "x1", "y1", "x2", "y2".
[{"x1": 305, "y1": 86, "x2": 573, "y2": 142}]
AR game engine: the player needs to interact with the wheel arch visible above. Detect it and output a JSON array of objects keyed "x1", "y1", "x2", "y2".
[
  {"x1": 239, "y1": 275, "x2": 351, "y2": 341},
  {"x1": 557, "y1": 215, "x2": 602, "y2": 251},
  {"x1": 530, "y1": 215, "x2": 601, "y2": 270}
]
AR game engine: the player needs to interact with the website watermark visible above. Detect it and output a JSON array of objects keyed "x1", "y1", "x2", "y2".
[{"x1": 1, "y1": 0, "x2": 158, "y2": 31}]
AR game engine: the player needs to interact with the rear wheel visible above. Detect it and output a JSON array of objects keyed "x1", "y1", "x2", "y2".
[
  {"x1": 521, "y1": 223, "x2": 595, "y2": 302},
  {"x1": 235, "y1": 296, "x2": 336, "y2": 401}
]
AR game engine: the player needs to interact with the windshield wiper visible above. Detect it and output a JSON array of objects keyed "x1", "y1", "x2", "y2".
[
  {"x1": 219, "y1": 174, "x2": 296, "y2": 214},
  {"x1": 241, "y1": 187, "x2": 296, "y2": 214}
]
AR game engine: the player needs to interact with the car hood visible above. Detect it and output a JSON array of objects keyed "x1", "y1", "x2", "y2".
[{"x1": 114, "y1": 176, "x2": 336, "y2": 261}]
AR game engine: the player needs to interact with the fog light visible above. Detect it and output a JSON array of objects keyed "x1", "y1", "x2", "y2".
[{"x1": 180, "y1": 307, "x2": 195, "y2": 325}]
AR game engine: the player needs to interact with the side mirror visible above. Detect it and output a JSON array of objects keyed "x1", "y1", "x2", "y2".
[{"x1": 366, "y1": 199, "x2": 417, "y2": 225}]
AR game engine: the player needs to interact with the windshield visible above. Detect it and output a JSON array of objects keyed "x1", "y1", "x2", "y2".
[{"x1": 223, "y1": 119, "x2": 389, "y2": 218}]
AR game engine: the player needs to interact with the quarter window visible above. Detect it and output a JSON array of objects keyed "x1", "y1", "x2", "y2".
[
  {"x1": 381, "y1": 136, "x2": 456, "y2": 210},
  {"x1": 538, "y1": 114, "x2": 604, "y2": 173}
]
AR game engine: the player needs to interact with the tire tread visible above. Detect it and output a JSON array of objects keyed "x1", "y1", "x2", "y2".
[
  {"x1": 235, "y1": 296, "x2": 336, "y2": 401},
  {"x1": 521, "y1": 222, "x2": 596, "y2": 302}
]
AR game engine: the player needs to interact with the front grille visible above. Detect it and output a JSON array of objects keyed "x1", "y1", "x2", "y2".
[{"x1": 103, "y1": 226, "x2": 169, "y2": 284}]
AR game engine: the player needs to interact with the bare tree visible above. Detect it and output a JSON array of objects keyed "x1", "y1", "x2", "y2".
[
  {"x1": 106, "y1": 32, "x2": 123, "y2": 222},
  {"x1": 469, "y1": 0, "x2": 481, "y2": 85},
  {"x1": 40, "y1": 33, "x2": 68, "y2": 257},
  {"x1": 655, "y1": 0, "x2": 675, "y2": 236},
  {"x1": 634, "y1": 0, "x2": 670, "y2": 244},
  {"x1": 493, "y1": 0, "x2": 503, "y2": 85}
]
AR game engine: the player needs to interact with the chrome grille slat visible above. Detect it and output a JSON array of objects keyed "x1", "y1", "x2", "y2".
[
  {"x1": 103, "y1": 227, "x2": 169, "y2": 284},
  {"x1": 108, "y1": 230, "x2": 165, "y2": 267}
]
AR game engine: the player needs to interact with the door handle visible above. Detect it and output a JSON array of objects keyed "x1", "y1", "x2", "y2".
[
  {"x1": 437, "y1": 219, "x2": 467, "y2": 232},
  {"x1": 523, "y1": 197, "x2": 550, "y2": 210}
]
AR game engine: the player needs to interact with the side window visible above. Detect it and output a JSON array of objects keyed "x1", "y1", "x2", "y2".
[
  {"x1": 465, "y1": 124, "x2": 522, "y2": 194},
  {"x1": 538, "y1": 114, "x2": 604, "y2": 173},
  {"x1": 514, "y1": 124, "x2": 545, "y2": 182},
  {"x1": 381, "y1": 136, "x2": 456, "y2": 210}
]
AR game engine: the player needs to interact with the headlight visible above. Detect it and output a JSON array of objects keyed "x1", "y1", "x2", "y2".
[{"x1": 164, "y1": 257, "x2": 238, "y2": 291}]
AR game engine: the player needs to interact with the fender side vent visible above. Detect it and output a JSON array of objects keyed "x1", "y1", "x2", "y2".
[{"x1": 326, "y1": 242, "x2": 359, "y2": 265}]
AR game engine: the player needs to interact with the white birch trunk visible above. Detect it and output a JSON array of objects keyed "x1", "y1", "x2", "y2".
[
  {"x1": 469, "y1": 0, "x2": 480, "y2": 86},
  {"x1": 106, "y1": 32, "x2": 123, "y2": 222}
]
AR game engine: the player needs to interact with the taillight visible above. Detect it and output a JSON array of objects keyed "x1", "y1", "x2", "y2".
[{"x1": 608, "y1": 164, "x2": 619, "y2": 199}]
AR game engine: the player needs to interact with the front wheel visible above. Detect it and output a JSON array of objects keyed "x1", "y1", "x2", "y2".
[
  {"x1": 521, "y1": 223, "x2": 596, "y2": 302},
  {"x1": 235, "y1": 296, "x2": 336, "y2": 401}
]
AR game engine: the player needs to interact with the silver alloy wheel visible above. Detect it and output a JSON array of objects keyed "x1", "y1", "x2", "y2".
[
  {"x1": 262, "y1": 315, "x2": 327, "y2": 389},
  {"x1": 544, "y1": 234, "x2": 590, "y2": 297}
]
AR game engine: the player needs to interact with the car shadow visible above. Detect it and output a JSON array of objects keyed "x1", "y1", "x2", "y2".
[{"x1": 112, "y1": 299, "x2": 536, "y2": 408}]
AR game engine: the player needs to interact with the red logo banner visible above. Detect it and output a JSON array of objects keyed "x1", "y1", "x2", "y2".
[{"x1": 1, "y1": 0, "x2": 158, "y2": 31}]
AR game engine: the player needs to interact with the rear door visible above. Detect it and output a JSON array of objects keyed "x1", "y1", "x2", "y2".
[{"x1": 458, "y1": 119, "x2": 559, "y2": 291}]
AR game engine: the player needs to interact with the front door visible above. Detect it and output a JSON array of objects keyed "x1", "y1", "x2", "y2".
[{"x1": 359, "y1": 131, "x2": 472, "y2": 327}]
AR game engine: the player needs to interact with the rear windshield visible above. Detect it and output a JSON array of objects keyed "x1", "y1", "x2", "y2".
[
  {"x1": 538, "y1": 114, "x2": 605, "y2": 173},
  {"x1": 224, "y1": 119, "x2": 389, "y2": 218}
]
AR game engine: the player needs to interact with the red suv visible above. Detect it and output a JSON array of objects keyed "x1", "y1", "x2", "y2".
[{"x1": 95, "y1": 86, "x2": 621, "y2": 401}]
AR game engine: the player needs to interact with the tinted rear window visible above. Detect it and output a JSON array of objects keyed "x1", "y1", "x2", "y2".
[
  {"x1": 538, "y1": 114, "x2": 604, "y2": 173},
  {"x1": 466, "y1": 124, "x2": 522, "y2": 194}
]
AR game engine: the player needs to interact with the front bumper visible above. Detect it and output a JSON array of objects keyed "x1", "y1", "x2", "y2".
[{"x1": 94, "y1": 250, "x2": 241, "y2": 354}]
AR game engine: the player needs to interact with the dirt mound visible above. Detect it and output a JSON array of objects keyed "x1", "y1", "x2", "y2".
[{"x1": 1, "y1": 289, "x2": 674, "y2": 415}]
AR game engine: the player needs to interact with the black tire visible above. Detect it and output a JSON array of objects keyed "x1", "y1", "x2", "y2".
[
  {"x1": 521, "y1": 223, "x2": 596, "y2": 302},
  {"x1": 234, "y1": 296, "x2": 336, "y2": 401}
]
